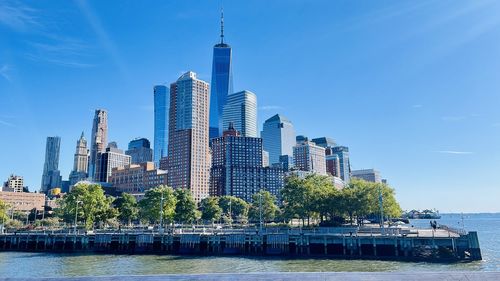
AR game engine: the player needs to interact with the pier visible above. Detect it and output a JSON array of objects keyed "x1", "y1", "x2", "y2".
[{"x1": 0, "y1": 226, "x2": 482, "y2": 261}]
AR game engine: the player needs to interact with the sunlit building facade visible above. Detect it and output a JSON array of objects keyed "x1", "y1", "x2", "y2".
[{"x1": 222, "y1": 90, "x2": 257, "y2": 137}]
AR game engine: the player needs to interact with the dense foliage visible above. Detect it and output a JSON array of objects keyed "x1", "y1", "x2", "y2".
[
  {"x1": 281, "y1": 174, "x2": 402, "y2": 225},
  {"x1": 4, "y1": 176, "x2": 402, "y2": 230}
]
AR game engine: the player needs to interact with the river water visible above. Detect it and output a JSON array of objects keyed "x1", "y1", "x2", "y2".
[{"x1": 0, "y1": 213, "x2": 498, "y2": 278}]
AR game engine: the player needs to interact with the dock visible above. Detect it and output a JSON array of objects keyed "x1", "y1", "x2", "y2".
[{"x1": 0, "y1": 225, "x2": 482, "y2": 261}]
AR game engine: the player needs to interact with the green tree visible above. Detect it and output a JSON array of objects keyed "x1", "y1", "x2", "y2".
[
  {"x1": 55, "y1": 183, "x2": 117, "y2": 229},
  {"x1": 338, "y1": 178, "x2": 402, "y2": 224},
  {"x1": 114, "y1": 193, "x2": 139, "y2": 225},
  {"x1": 199, "y1": 197, "x2": 222, "y2": 224},
  {"x1": 0, "y1": 199, "x2": 8, "y2": 225},
  {"x1": 281, "y1": 175, "x2": 308, "y2": 223},
  {"x1": 248, "y1": 190, "x2": 278, "y2": 223},
  {"x1": 218, "y1": 196, "x2": 249, "y2": 223},
  {"x1": 174, "y1": 188, "x2": 197, "y2": 224},
  {"x1": 138, "y1": 185, "x2": 177, "y2": 225}
]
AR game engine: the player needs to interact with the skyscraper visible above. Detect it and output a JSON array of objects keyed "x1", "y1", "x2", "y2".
[
  {"x1": 222, "y1": 90, "x2": 257, "y2": 137},
  {"x1": 69, "y1": 132, "x2": 89, "y2": 186},
  {"x1": 327, "y1": 146, "x2": 351, "y2": 183},
  {"x1": 95, "y1": 143, "x2": 131, "y2": 183},
  {"x1": 41, "y1": 136, "x2": 62, "y2": 192},
  {"x1": 126, "y1": 138, "x2": 153, "y2": 164},
  {"x1": 209, "y1": 10, "x2": 233, "y2": 139},
  {"x1": 154, "y1": 85, "x2": 169, "y2": 166},
  {"x1": 89, "y1": 109, "x2": 108, "y2": 180},
  {"x1": 168, "y1": 71, "x2": 211, "y2": 202},
  {"x1": 210, "y1": 124, "x2": 284, "y2": 202},
  {"x1": 293, "y1": 140, "x2": 327, "y2": 175},
  {"x1": 352, "y1": 169, "x2": 382, "y2": 183},
  {"x1": 261, "y1": 114, "x2": 296, "y2": 165}
]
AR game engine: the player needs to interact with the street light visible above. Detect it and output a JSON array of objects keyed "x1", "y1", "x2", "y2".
[
  {"x1": 378, "y1": 185, "x2": 384, "y2": 231},
  {"x1": 259, "y1": 193, "x2": 263, "y2": 234},
  {"x1": 228, "y1": 200, "x2": 232, "y2": 227},
  {"x1": 74, "y1": 200, "x2": 82, "y2": 234},
  {"x1": 159, "y1": 192, "x2": 165, "y2": 234}
]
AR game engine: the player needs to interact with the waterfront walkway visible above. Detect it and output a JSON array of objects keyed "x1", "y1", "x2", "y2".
[{"x1": 2, "y1": 272, "x2": 499, "y2": 281}]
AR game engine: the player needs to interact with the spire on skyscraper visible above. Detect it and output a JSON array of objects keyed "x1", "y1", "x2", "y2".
[{"x1": 220, "y1": 8, "x2": 224, "y2": 44}]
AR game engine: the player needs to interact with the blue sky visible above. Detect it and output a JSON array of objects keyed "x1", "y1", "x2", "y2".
[{"x1": 1, "y1": 0, "x2": 500, "y2": 212}]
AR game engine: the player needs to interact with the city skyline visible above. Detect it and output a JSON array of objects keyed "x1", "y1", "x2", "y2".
[{"x1": 1, "y1": 1, "x2": 500, "y2": 212}]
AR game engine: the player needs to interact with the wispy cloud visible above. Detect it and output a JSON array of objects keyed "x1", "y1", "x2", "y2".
[
  {"x1": 25, "y1": 54, "x2": 95, "y2": 68},
  {"x1": 0, "y1": 0, "x2": 40, "y2": 31},
  {"x1": 436, "y1": 150, "x2": 474, "y2": 155},
  {"x1": 0, "y1": 64, "x2": 11, "y2": 81},
  {"x1": 0, "y1": 120, "x2": 15, "y2": 127},
  {"x1": 412, "y1": 104, "x2": 423, "y2": 108},
  {"x1": 259, "y1": 105, "x2": 283, "y2": 111},
  {"x1": 75, "y1": 0, "x2": 127, "y2": 75},
  {"x1": 1, "y1": 1, "x2": 98, "y2": 68}
]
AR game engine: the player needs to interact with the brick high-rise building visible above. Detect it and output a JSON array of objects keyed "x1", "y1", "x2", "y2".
[
  {"x1": 167, "y1": 71, "x2": 211, "y2": 202},
  {"x1": 293, "y1": 140, "x2": 327, "y2": 176},
  {"x1": 210, "y1": 124, "x2": 284, "y2": 202}
]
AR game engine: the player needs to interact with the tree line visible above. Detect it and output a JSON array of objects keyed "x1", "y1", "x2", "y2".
[{"x1": 0, "y1": 174, "x2": 402, "y2": 230}]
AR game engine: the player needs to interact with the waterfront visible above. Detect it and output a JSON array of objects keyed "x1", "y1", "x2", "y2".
[{"x1": 0, "y1": 213, "x2": 498, "y2": 278}]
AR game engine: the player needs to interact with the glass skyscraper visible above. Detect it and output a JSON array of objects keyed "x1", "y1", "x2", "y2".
[
  {"x1": 126, "y1": 137, "x2": 153, "y2": 164},
  {"x1": 328, "y1": 146, "x2": 351, "y2": 183},
  {"x1": 209, "y1": 11, "x2": 233, "y2": 139},
  {"x1": 222, "y1": 90, "x2": 257, "y2": 137},
  {"x1": 261, "y1": 114, "x2": 296, "y2": 165},
  {"x1": 154, "y1": 85, "x2": 169, "y2": 166}
]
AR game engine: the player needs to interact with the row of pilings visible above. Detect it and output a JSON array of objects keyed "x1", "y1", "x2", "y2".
[{"x1": 0, "y1": 230, "x2": 482, "y2": 261}]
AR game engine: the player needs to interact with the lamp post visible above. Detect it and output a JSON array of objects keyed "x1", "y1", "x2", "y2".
[
  {"x1": 74, "y1": 200, "x2": 82, "y2": 234},
  {"x1": 259, "y1": 193, "x2": 263, "y2": 234},
  {"x1": 228, "y1": 200, "x2": 232, "y2": 227},
  {"x1": 159, "y1": 192, "x2": 165, "y2": 234},
  {"x1": 378, "y1": 185, "x2": 384, "y2": 231}
]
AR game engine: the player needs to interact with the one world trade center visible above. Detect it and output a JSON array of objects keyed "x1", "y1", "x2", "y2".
[{"x1": 209, "y1": 10, "x2": 233, "y2": 140}]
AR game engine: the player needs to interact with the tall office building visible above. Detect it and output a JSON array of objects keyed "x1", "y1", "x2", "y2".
[
  {"x1": 69, "y1": 132, "x2": 89, "y2": 186},
  {"x1": 222, "y1": 90, "x2": 257, "y2": 137},
  {"x1": 210, "y1": 124, "x2": 284, "y2": 202},
  {"x1": 325, "y1": 154, "x2": 341, "y2": 177},
  {"x1": 95, "y1": 143, "x2": 131, "y2": 183},
  {"x1": 327, "y1": 146, "x2": 351, "y2": 183},
  {"x1": 209, "y1": 10, "x2": 233, "y2": 139},
  {"x1": 352, "y1": 169, "x2": 381, "y2": 183},
  {"x1": 261, "y1": 114, "x2": 296, "y2": 165},
  {"x1": 154, "y1": 85, "x2": 169, "y2": 166},
  {"x1": 41, "y1": 136, "x2": 62, "y2": 192},
  {"x1": 168, "y1": 71, "x2": 211, "y2": 202},
  {"x1": 311, "y1": 137, "x2": 336, "y2": 148},
  {"x1": 89, "y1": 109, "x2": 108, "y2": 180},
  {"x1": 126, "y1": 138, "x2": 153, "y2": 164},
  {"x1": 293, "y1": 140, "x2": 327, "y2": 175}
]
